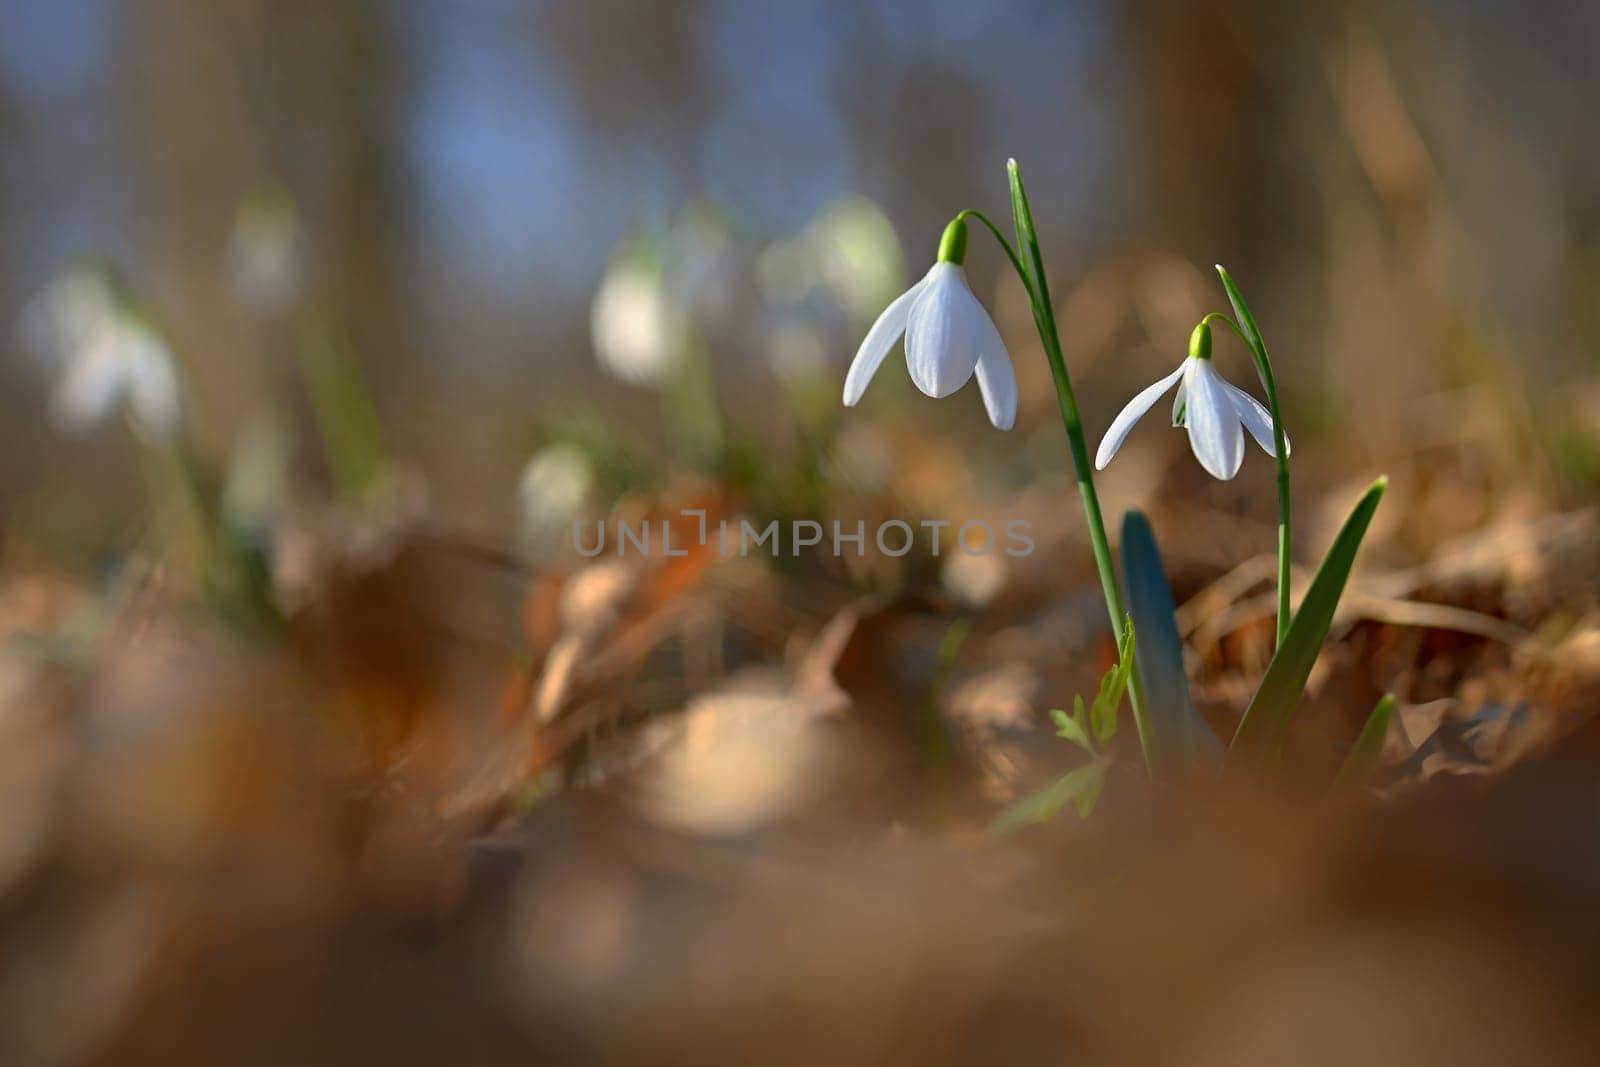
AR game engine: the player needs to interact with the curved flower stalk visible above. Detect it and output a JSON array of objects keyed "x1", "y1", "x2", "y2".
[
  {"x1": 842, "y1": 217, "x2": 1018, "y2": 430},
  {"x1": 1212, "y1": 268, "x2": 1294, "y2": 648},
  {"x1": 1095, "y1": 319, "x2": 1287, "y2": 481}
]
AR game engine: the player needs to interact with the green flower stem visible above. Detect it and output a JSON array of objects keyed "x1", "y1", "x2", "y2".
[
  {"x1": 996, "y1": 160, "x2": 1154, "y2": 768},
  {"x1": 952, "y1": 209, "x2": 1033, "y2": 294},
  {"x1": 1203, "y1": 267, "x2": 1292, "y2": 648}
]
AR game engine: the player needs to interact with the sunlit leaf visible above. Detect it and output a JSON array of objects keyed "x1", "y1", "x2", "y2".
[
  {"x1": 1052, "y1": 700, "x2": 1093, "y2": 752},
  {"x1": 1335, "y1": 692, "x2": 1396, "y2": 786},
  {"x1": 1088, "y1": 620, "x2": 1134, "y2": 745},
  {"x1": 1229, "y1": 478, "x2": 1388, "y2": 777},
  {"x1": 988, "y1": 762, "x2": 1108, "y2": 835}
]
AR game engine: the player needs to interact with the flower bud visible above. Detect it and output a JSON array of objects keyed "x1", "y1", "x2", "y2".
[{"x1": 936, "y1": 217, "x2": 968, "y2": 265}]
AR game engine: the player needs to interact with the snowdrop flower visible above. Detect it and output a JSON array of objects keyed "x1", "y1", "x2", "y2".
[
  {"x1": 518, "y1": 443, "x2": 593, "y2": 557},
  {"x1": 53, "y1": 316, "x2": 182, "y2": 438},
  {"x1": 590, "y1": 243, "x2": 687, "y2": 387},
  {"x1": 21, "y1": 267, "x2": 183, "y2": 439},
  {"x1": 19, "y1": 265, "x2": 116, "y2": 358},
  {"x1": 227, "y1": 184, "x2": 303, "y2": 310},
  {"x1": 842, "y1": 218, "x2": 1017, "y2": 431},
  {"x1": 1095, "y1": 321, "x2": 1286, "y2": 480}
]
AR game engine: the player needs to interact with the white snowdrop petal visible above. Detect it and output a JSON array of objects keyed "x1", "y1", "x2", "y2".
[
  {"x1": 1094, "y1": 362, "x2": 1186, "y2": 470},
  {"x1": 590, "y1": 264, "x2": 679, "y2": 387},
  {"x1": 125, "y1": 329, "x2": 182, "y2": 437},
  {"x1": 50, "y1": 333, "x2": 127, "y2": 431},
  {"x1": 904, "y1": 264, "x2": 979, "y2": 398},
  {"x1": 843, "y1": 272, "x2": 927, "y2": 406},
  {"x1": 24, "y1": 270, "x2": 117, "y2": 362},
  {"x1": 973, "y1": 345, "x2": 1017, "y2": 431},
  {"x1": 1184, "y1": 360, "x2": 1245, "y2": 480},
  {"x1": 1224, "y1": 381, "x2": 1288, "y2": 457},
  {"x1": 1171, "y1": 379, "x2": 1187, "y2": 426}
]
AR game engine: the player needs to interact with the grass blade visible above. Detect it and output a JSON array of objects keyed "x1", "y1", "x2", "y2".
[
  {"x1": 1228, "y1": 477, "x2": 1388, "y2": 777},
  {"x1": 1335, "y1": 692, "x2": 1396, "y2": 786},
  {"x1": 1120, "y1": 510, "x2": 1209, "y2": 773}
]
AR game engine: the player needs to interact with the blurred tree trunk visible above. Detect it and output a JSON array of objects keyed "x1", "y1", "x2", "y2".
[
  {"x1": 139, "y1": 0, "x2": 407, "y2": 475},
  {"x1": 1131, "y1": 0, "x2": 1280, "y2": 264},
  {"x1": 139, "y1": 0, "x2": 264, "y2": 461}
]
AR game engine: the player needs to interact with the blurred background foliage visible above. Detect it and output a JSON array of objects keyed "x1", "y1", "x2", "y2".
[{"x1": 3, "y1": 0, "x2": 1597, "y2": 560}]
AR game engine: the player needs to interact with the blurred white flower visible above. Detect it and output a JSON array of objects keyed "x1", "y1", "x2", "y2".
[
  {"x1": 843, "y1": 242, "x2": 1017, "y2": 431},
  {"x1": 806, "y1": 195, "x2": 903, "y2": 327},
  {"x1": 21, "y1": 267, "x2": 182, "y2": 439},
  {"x1": 590, "y1": 247, "x2": 686, "y2": 387},
  {"x1": 1095, "y1": 322, "x2": 1286, "y2": 481},
  {"x1": 227, "y1": 185, "x2": 302, "y2": 310},
  {"x1": 221, "y1": 414, "x2": 293, "y2": 537},
  {"x1": 19, "y1": 266, "x2": 116, "y2": 359},
  {"x1": 519, "y1": 443, "x2": 593, "y2": 555},
  {"x1": 666, "y1": 203, "x2": 739, "y2": 323},
  {"x1": 941, "y1": 550, "x2": 1006, "y2": 608}
]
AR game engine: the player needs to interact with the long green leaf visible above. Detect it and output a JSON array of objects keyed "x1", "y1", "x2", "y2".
[
  {"x1": 1120, "y1": 510, "x2": 1209, "y2": 773},
  {"x1": 1335, "y1": 692, "x2": 1396, "y2": 786},
  {"x1": 1216, "y1": 266, "x2": 1292, "y2": 650},
  {"x1": 1228, "y1": 477, "x2": 1386, "y2": 776},
  {"x1": 1006, "y1": 159, "x2": 1154, "y2": 767}
]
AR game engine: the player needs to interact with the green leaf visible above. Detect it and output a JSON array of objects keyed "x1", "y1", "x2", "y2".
[
  {"x1": 1215, "y1": 266, "x2": 1292, "y2": 649},
  {"x1": 1051, "y1": 700, "x2": 1093, "y2": 752},
  {"x1": 1335, "y1": 693, "x2": 1396, "y2": 787},
  {"x1": 1008, "y1": 157, "x2": 1156, "y2": 771},
  {"x1": 1005, "y1": 161, "x2": 1035, "y2": 291},
  {"x1": 1072, "y1": 763, "x2": 1107, "y2": 819},
  {"x1": 1088, "y1": 620, "x2": 1134, "y2": 745},
  {"x1": 988, "y1": 762, "x2": 1108, "y2": 835},
  {"x1": 1228, "y1": 478, "x2": 1388, "y2": 777},
  {"x1": 1215, "y1": 265, "x2": 1269, "y2": 367},
  {"x1": 1121, "y1": 510, "x2": 1208, "y2": 772},
  {"x1": 295, "y1": 317, "x2": 390, "y2": 503}
]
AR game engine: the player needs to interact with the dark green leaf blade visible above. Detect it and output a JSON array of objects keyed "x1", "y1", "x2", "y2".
[
  {"x1": 1121, "y1": 510, "x2": 1209, "y2": 773},
  {"x1": 1335, "y1": 693, "x2": 1397, "y2": 787},
  {"x1": 1228, "y1": 478, "x2": 1388, "y2": 776}
]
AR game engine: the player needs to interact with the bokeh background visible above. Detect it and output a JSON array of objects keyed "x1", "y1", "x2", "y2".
[
  {"x1": 6, "y1": 4, "x2": 1600, "y2": 1064},
  {"x1": 3, "y1": 0, "x2": 1597, "y2": 545}
]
